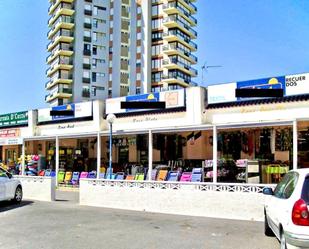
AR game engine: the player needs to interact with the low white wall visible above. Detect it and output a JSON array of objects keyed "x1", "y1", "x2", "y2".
[
  {"x1": 14, "y1": 176, "x2": 55, "y2": 202},
  {"x1": 80, "y1": 180, "x2": 273, "y2": 221}
]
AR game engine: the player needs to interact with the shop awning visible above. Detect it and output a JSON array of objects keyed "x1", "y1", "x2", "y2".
[
  {"x1": 206, "y1": 94, "x2": 309, "y2": 109},
  {"x1": 109, "y1": 107, "x2": 186, "y2": 118}
]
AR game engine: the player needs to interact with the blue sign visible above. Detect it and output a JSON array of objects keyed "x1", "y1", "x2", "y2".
[
  {"x1": 236, "y1": 76, "x2": 285, "y2": 100},
  {"x1": 125, "y1": 93, "x2": 160, "y2": 112},
  {"x1": 51, "y1": 104, "x2": 75, "y2": 120}
]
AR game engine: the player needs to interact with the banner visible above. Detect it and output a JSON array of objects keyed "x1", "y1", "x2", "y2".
[
  {"x1": 38, "y1": 102, "x2": 92, "y2": 123},
  {"x1": 106, "y1": 89, "x2": 186, "y2": 114},
  {"x1": 207, "y1": 72, "x2": 309, "y2": 104},
  {"x1": 0, "y1": 111, "x2": 28, "y2": 128}
]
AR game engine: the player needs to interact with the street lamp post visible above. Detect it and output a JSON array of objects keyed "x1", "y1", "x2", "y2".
[{"x1": 106, "y1": 114, "x2": 116, "y2": 179}]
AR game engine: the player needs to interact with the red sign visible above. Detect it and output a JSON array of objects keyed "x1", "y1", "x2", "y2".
[{"x1": 0, "y1": 129, "x2": 20, "y2": 138}]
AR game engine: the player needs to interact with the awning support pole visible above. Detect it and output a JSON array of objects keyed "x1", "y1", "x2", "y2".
[
  {"x1": 213, "y1": 125, "x2": 218, "y2": 183},
  {"x1": 21, "y1": 140, "x2": 25, "y2": 176},
  {"x1": 148, "y1": 130, "x2": 153, "y2": 181},
  {"x1": 293, "y1": 120, "x2": 298, "y2": 170},
  {"x1": 97, "y1": 132, "x2": 101, "y2": 179},
  {"x1": 55, "y1": 136, "x2": 59, "y2": 186}
]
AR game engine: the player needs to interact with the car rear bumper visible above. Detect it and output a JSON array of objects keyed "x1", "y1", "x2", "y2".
[{"x1": 286, "y1": 231, "x2": 309, "y2": 248}]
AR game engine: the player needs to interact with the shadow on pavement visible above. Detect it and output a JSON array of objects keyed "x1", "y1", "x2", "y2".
[{"x1": 0, "y1": 200, "x2": 33, "y2": 212}]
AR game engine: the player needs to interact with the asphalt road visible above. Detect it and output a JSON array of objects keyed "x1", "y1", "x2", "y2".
[{"x1": 0, "y1": 191, "x2": 279, "y2": 249}]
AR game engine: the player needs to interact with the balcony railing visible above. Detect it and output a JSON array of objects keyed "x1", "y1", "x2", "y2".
[
  {"x1": 83, "y1": 63, "x2": 91, "y2": 69},
  {"x1": 83, "y1": 36, "x2": 92, "y2": 42},
  {"x1": 163, "y1": 15, "x2": 197, "y2": 37},
  {"x1": 181, "y1": 0, "x2": 197, "y2": 12},
  {"x1": 163, "y1": 2, "x2": 197, "y2": 25},
  {"x1": 163, "y1": 44, "x2": 197, "y2": 62},
  {"x1": 48, "y1": 3, "x2": 74, "y2": 25},
  {"x1": 163, "y1": 58, "x2": 198, "y2": 75},
  {"x1": 84, "y1": 23, "x2": 92, "y2": 29},
  {"x1": 82, "y1": 77, "x2": 91, "y2": 83},
  {"x1": 47, "y1": 43, "x2": 73, "y2": 62},
  {"x1": 84, "y1": 9, "x2": 92, "y2": 15},
  {"x1": 83, "y1": 50, "x2": 91, "y2": 56},
  {"x1": 163, "y1": 30, "x2": 197, "y2": 50},
  {"x1": 82, "y1": 90, "x2": 90, "y2": 98}
]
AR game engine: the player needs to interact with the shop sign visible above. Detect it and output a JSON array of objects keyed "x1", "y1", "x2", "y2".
[
  {"x1": 38, "y1": 102, "x2": 92, "y2": 123},
  {"x1": 106, "y1": 89, "x2": 186, "y2": 114},
  {"x1": 208, "y1": 83, "x2": 237, "y2": 104},
  {"x1": 0, "y1": 111, "x2": 28, "y2": 128},
  {"x1": 236, "y1": 76, "x2": 286, "y2": 101},
  {"x1": 0, "y1": 129, "x2": 20, "y2": 138},
  {"x1": 0, "y1": 137, "x2": 22, "y2": 146},
  {"x1": 285, "y1": 73, "x2": 309, "y2": 96},
  {"x1": 132, "y1": 116, "x2": 158, "y2": 123},
  {"x1": 240, "y1": 104, "x2": 286, "y2": 113}
]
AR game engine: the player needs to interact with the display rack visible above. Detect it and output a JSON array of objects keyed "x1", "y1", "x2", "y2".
[{"x1": 236, "y1": 159, "x2": 259, "y2": 183}]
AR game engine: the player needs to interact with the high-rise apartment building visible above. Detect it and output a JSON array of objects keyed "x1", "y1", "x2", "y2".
[{"x1": 45, "y1": 0, "x2": 197, "y2": 106}]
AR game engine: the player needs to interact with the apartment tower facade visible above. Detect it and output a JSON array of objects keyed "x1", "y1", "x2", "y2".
[{"x1": 46, "y1": 0, "x2": 197, "y2": 106}]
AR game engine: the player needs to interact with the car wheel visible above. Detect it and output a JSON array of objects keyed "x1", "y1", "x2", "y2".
[
  {"x1": 280, "y1": 231, "x2": 287, "y2": 249},
  {"x1": 264, "y1": 213, "x2": 274, "y2": 236},
  {"x1": 12, "y1": 186, "x2": 22, "y2": 204}
]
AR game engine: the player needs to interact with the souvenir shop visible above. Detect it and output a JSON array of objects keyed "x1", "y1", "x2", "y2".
[{"x1": 205, "y1": 73, "x2": 309, "y2": 184}]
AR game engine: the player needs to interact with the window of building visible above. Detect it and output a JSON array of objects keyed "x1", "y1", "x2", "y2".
[
  {"x1": 93, "y1": 45, "x2": 97, "y2": 55},
  {"x1": 83, "y1": 71, "x2": 90, "y2": 78},
  {"x1": 92, "y1": 72, "x2": 97, "y2": 82},
  {"x1": 84, "y1": 4, "x2": 91, "y2": 11}
]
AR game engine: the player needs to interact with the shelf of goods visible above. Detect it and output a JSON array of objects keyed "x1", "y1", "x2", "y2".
[{"x1": 236, "y1": 159, "x2": 259, "y2": 184}]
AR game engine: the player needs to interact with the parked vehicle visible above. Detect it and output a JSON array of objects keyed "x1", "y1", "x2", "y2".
[
  {"x1": 0, "y1": 167, "x2": 22, "y2": 203},
  {"x1": 263, "y1": 169, "x2": 309, "y2": 249}
]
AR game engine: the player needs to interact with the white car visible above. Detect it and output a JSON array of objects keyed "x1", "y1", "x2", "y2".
[
  {"x1": 264, "y1": 169, "x2": 309, "y2": 249},
  {"x1": 0, "y1": 167, "x2": 23, "y2": 203}
]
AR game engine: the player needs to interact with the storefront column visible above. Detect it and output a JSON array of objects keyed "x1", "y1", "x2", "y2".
[
  {"x1": 148, "y1": 130, "x2": 153, "y2": 181},
  {"x1": 96, "y1": 132, "x2": 101, "y2": 179},
  {"x1": 293, "y1": 120, "x2": 298, "y2": 170},
  {"x1": 55, "y1": 136, "x2": 59, "y2": 186},
  {"x1": 213, "y1": 125, "x2": 218, "y2": 183},
  {"x1": 21, "y1": 140, "x2": 25, "y2": 175}
]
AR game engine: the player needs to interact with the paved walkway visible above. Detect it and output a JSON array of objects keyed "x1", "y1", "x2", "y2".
[{"x1": 0, "y1": 195, "x2": 279, "y2": 249}]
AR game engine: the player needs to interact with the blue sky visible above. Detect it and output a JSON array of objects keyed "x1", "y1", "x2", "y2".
[{"x1": 0, "y1": 0, "x2": 309, "y2": 114}]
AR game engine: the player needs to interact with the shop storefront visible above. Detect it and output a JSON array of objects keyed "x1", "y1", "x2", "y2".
[{"x1": 0, "y1": 111, "x2": 33, "y2": 174}]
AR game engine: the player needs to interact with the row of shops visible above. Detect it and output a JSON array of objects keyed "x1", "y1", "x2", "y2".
[{"x1": 1, "y1": 73, "x2": 309, "y2": 185}]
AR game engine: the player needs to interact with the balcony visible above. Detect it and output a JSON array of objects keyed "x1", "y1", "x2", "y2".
[
  {"x1": 163, "y1": 44, "x2": 197, "y2": 64},
  {"x1": 82, "y1": 77, "x2": 91, "y2": 83},
  {"x1": 45, "y1": 88, "x2": 72, "y2": 102},
  {"x1": 163, "y1": 2, "x2": 197, "y2": 26},
  {"x1": 84, "y1": 9, "x2": 92, "y2": 16},
  {"x1": 84, "y1": 23, "x2": 92, "y2": 29},
  {"x1": 47, "y1": 45, "x2": 73, "y2": 64},
  {"x1": 48, "y1": 3, "x2": 74, "y2": 27},
  {"x1": 82, "y1": 90, "x2": 90, "y2": 98},
  {"x1": 163, "y1": 15, "x2": 197, "y2": 38},
  {"x1": 162, "y1": 58, "x2": 198, "y2": 76},
  {"x1": 46, "y1": 58, "x2": 73, "y2": 76},
  {"x1": 48, "y1": 0, "x2": 74, "y2": 15},
  {"x1": 45, "y1": 76, "x2": 73, "y2": 90},
  {"x1": 161, "y1": 73, "x2": 196, "y2": 87},
  {"x1": 163, "y1": 30, "x2": 197, "y2": 51},
  {"x1": 47, "y1": 30, "x2": 74, "y2": 51},
  {"x1": 178, "y1": 0, "x2": 197, "y2": 14},
  {"x1": 47, "y1": 16, "x2": 74, "y2": 39},
  {"x1": 83, "y1": 63, "x2": 91, "y2": 69},
  {"x1": 83, "y1": 36, "x2": 92, "y2": 42},
  {"x1": 83, "y1": 50, "x2": 91, "y2": 56}
]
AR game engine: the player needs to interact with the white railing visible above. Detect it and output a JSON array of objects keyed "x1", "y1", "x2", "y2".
[{"x1": 82, "y1": 179, "x2": 275, "y2": 193}]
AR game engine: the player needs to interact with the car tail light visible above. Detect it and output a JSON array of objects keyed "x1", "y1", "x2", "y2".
[{"x1": 292, "y1": 199, "x2": 309, "y2": 226}]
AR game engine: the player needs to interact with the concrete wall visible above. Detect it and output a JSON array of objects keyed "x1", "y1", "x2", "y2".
[
  {"x1": 15, "y1": 176, "x2": 55, "y2": 202},
  {"x1": 80, "y1": 180, "x2": 269, "y2": 221}
]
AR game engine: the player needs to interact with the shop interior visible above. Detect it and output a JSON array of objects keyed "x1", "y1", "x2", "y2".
[
  {"x1": 298, "y1": 121, "x2": 309, "y2": 168},
  {"x1": 2, "y1": 121, "x2": 309, "y2": 184},
  {"x1": 216, "y1": 125, "x2": 293, "y2": 184}
]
